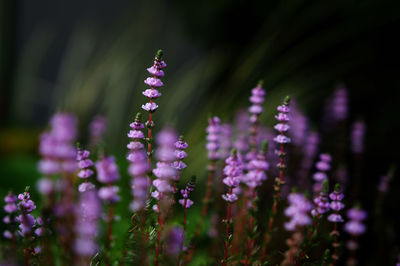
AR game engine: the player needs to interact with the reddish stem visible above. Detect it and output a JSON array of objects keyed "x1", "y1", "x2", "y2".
[
  {"x1": 244, "y1": 190, "x2": 257, "y2": 266},
  {"x1": 177, "y1": 199, "x2": 188, "y2": 266},
  {"x1": 222, "y1": 188, "x2": 233, "y2": 266}
]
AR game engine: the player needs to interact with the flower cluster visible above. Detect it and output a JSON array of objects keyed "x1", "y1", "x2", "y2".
[
  {"x1": 273, "y1": 96, "x2": 291, "y2": 145},
  {"x1": 89, "y1": 115, "x2": 107, "y2": 146},
  {"x1": 331, "y1": 85, "x2": 348, "y2": 122},
  {"x1": 351, "y1": 120, "x2": 366, "y2": 154},
  {"x1": 311, "y1": 180, "x2": 330, "y2": 217},
  {"x1": 344, "y1": 207, "x2": 367, "y2": 236},
  {"x1": 284, "y1": 193, "x2": 313, "y2": 231},
  {"x1": 74, "y1": 190, "x2": 101, "y2": 257},
  {"x1": 77, "y1": 148, "x2": 95, "y2": 192},
  {"x1": 312, "y1": 153, "x2": 332, "y2": 193},
  {"x1": 328, "y1": 184, "x2": 345, "y2": 223},
  {"x1": 141, "y1": 50, "x2": 166, "y2": 114},
  {"x1": 38, "y1": 113, "x2": 78, "y2": 176},
  {"x1": 179, "y1": 177, "x2": 195, "y2": 209},
  {"x1": 172, "y1": 136, "x2": 188, "y2": 180},
  {"x1": 248, "y1": 81, "x2": 266, "y2": 124},
  {"x1": 206, "y1": 116, "x2": 222, "y2": 160},
  {"x1": 3, "y1": 192, "x2": 18, "y2": 239},
  {"x1": 17, "y1": 190, "x2": 37, "y2": 236},
  {"x1": 96, "y1": 156, "x2": 120, "y2": 203},
  {"x1": 151, "y1": 128, "x2": 177, "y2": 211},
  {"x1": 219, "y1": 124, "x2": 232, "y2": 159},
  {"x1": 127, "y1": 113, "x2": 149, "y2": 212},
  {"x1": 222, "y1": 150, "x2": 244, "y2": 203},
  {"x1": 242, "y1": 141, "x2": 269, "y2": 189}
]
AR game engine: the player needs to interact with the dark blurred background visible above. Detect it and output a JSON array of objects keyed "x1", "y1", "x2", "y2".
[{"x1": 1, "y1": 0, "x2": 400, "y2": 264}]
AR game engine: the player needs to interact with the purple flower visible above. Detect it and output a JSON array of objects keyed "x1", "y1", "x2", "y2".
[
  {"x1": 38, "y1": 113, "x2": 78, "y2": 175},
  {"x1": 171, "y1": 136, "x2": 188, "y2": 181},
  {"x1": 74, "y1": 190, "x2": 101, "y2": 256},
  {"x1": 344, "y1": 207, "x2": 367, "y2": 236},
  {"x1": 152, "y1": 128, "x2": 178, "y2": 211},
  {"x1": 89, "y1": 115, "x2": 107, "y2": 145},
  {"x1": 219, "y1": 123, "x2": 232, "y2": 159},
  {"x1": 142, "y1": 50, "x2": 166, "y2": 122},
  {"x1": 142, "y1": 89, "x2": 162, "y2": 99},
  {"x1": 327, "y1": 185, "x2": 345, "y2": 223},
  {"x1": 16, "y1": 190, "x2": 36, "y2": 236},
  {"x1": 331, "y1": 85, "x2": 348, "y2": 122},
  {"x1": 141, "y1": 102, "x2": 159, "y2": 112},
  {"x1": 4, "y1": 192, "x2": 18, "y2": 214},
  {"x1": 284, "y1": 193, "x2": 313, "y2": 231},
  {"x1": 289, "y1": 100, "x2": 308, "y2": 146},
  {"x1": 36, "y1": 178, "x2": 54, "y2": 195},
  {"x1": 178, "y1": 177, "x2": 195, "y2": 208},
  {"x1": 206, "y1": 116, "x2": 222, "y2": 160},
  {"x1": 311, "y1": 179, "x2": 331, "y2": 217},
  {"x1": 248, "y1": 81, "x2": 266, "y2": 115},
  {"x1": 221, "y1": 150, "x2": 244, "y2": 203},
  {"x1": 351, "y1": 121, "x2": 366, "y2": 154},
  {"x1": 98, "y1": 186, "x2": 120, "y2": 203},
  {"x1": 76, "y1": 148, "x2": 94, "y2": 182},
  {"x1": 144, "y1": 77, "x2": 163, "y2": 87},
  {"x1": 96, "y1": 156, "x2": 120, "y2": 184},
  {"x1": 312, "y1": 153, "x2": 332, "y2": 193},
  {"x1": 127, "y1": 114, "x2": 150, "y2": 211},
  {"x1": 243, "y1": 145, "x2": 269, "y2": 188},
  {"x1": 274, "y1": 96, "x2": 291, "y2": 146},
  {"x1": 233, "y1": 110, "x2": 250, "y2": 153},
  {"x1": 165, "y1": 226, "x2": 184, "y2": 257},
  {"x1": 78, "y1": 182, "x2": 95, "y2": 193}
]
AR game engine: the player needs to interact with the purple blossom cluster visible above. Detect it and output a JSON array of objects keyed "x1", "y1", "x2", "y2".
[
  {"x1": 172, "y1": 136, "x2": 188, "y2": 179},
  {"x1": 38, "y1": 113, "x2": 78, "y2": 176},
  {"x1": 127, "y1": 113, "x2": 149, "y2": 212},
  {"x1": 3, "y1": 192, "x2": 18, "y2": 239},
  {"x1": 248, "y1": 81, "x2": 266, "y2": 123},
  {"x1": 74, "y1": 190, "x2": 101, "y2": 256},
  {"x1": 312, "y1": 153, "x2": 332, "y2": 193},
  {"x1": 350, "y1": 120, "x2": 366, "y2": 154},
  {"x1": 242, "y1": 144, "x2": 269, "y2": 189},
  {"x1": 141, "y1": 50, "x2": 166, "y2": 114},
  {"x1": 96, "y1": 156, "x2": 121, "y2": 203},
  {"x1": 222, "y1": 151, "x2": 244, "y2": 203},
  {"x1": 151, "y1": 128, "x2": 177, "y2": 212},
  {"x1": 16, "y1": 190, "x2": 36, "y2": 236},
  {"x1": 344, "y1": 207, "x2": 367, "y2": 236},
  {"x1": 284, "y1": 193, "x2": 313, "y2": 231},
  {"x1": 206, "y1": 116, "x2": 221, "y2": 160},
  {"x1": 219, "y1": 124, "x2": 233, "y2": 159},
  {"x1": 77, "y1": 148, "x2": 95, "y2": 193},
  {"x1": 179, "y1": 178, "x2": 195, "y2": 209},
  {"x1": 274, "y1": 97, "x2": 291, "y2": 145},
  {"x1": 327, "y1": 185, "x2": 345, "y2": 223},
  {"x1": 89, "y1": 115, "x2": 107, "y2": 146}
]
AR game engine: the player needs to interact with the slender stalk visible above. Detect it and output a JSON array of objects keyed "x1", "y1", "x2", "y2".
[
  {"x1": 331, "y1": 223, "x2": 339, "y2": 265},
  {"x1": 177, "y1": 199, "x2": 188, "y2": 266},
  {"x1": 155, "y1": 212, "x2": 164, "y2": 266},
  {"x1": 222, "y1": 188, "x2": 233, "y2": 266},
  {"x1": 244, "y1": 190, "x2": 257, "y2": 266}
]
